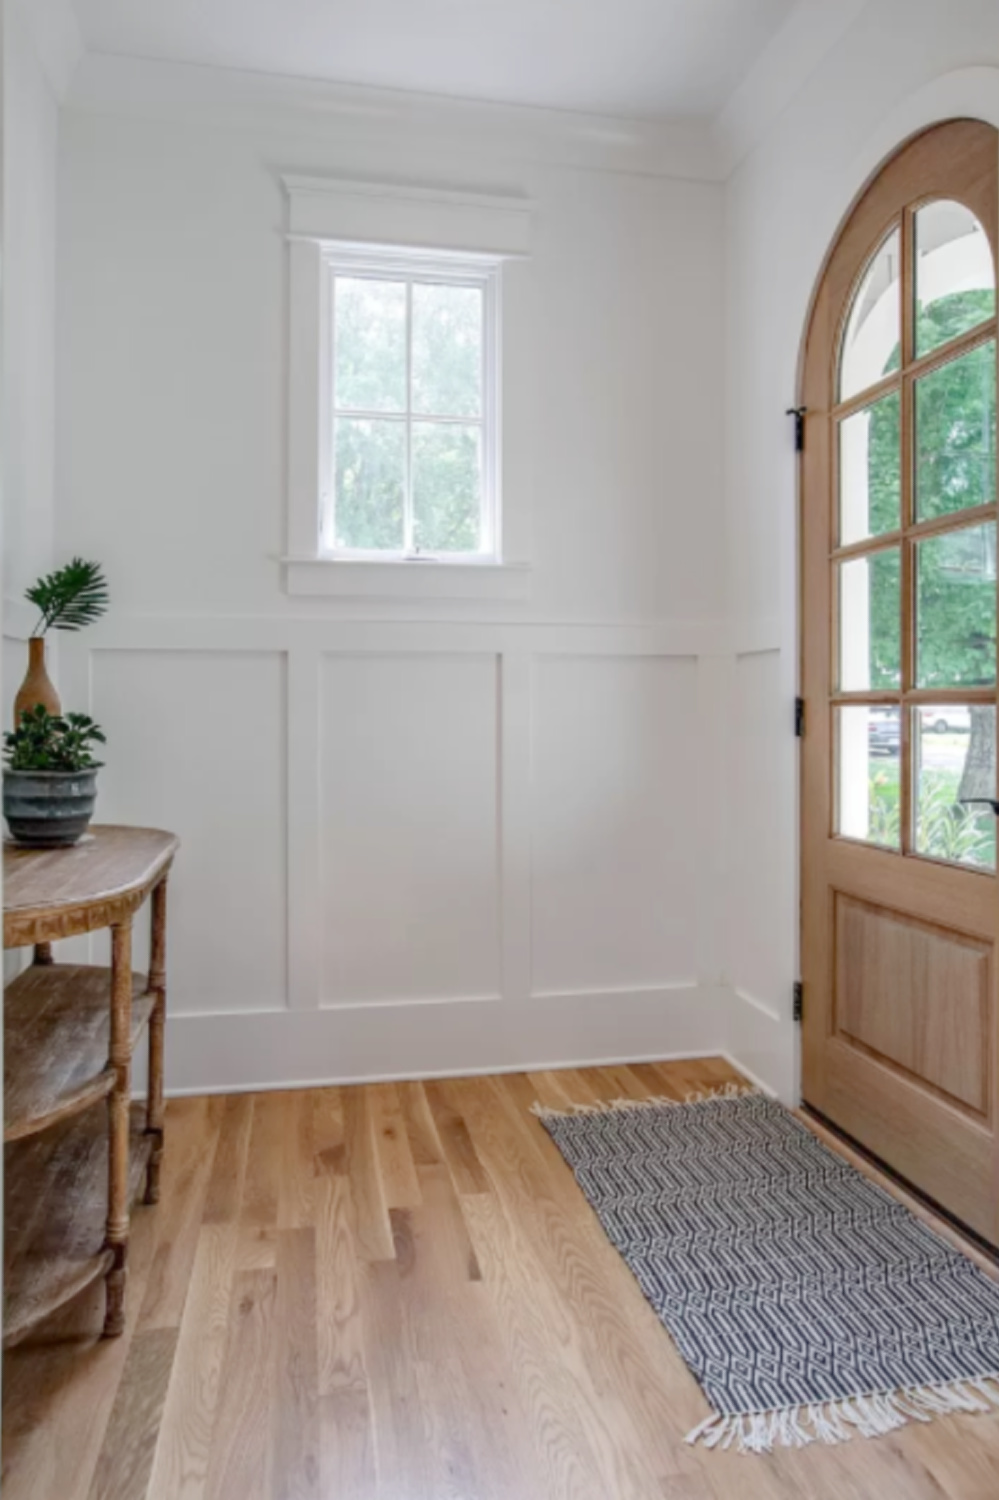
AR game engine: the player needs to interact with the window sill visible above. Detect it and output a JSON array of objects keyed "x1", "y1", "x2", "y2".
[{"x1": 284, "y1": 557, "x2": 532, "y2": 601}]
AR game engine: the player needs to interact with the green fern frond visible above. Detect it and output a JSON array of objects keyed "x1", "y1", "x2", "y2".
[{"x1": 26, "y1": 558, "x2": 109, "y2": 635}]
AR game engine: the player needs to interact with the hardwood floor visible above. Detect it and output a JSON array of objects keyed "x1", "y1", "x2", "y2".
[{"x1": 5, "y1": 1056, "x2": 999, "y2": 1499}]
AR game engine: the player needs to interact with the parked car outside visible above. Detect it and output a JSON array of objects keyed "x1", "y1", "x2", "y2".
[
  {"x1": 919, "y1": 707, "x2": 970, "y2": 735},
  {"x1": 867, "y1": 706, "x2": 971, "y2": 756},
  {"x1": 868, "y1": 710, "x2": 900, "y2": 756}
]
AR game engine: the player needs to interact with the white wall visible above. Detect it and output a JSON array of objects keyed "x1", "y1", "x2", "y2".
[
  {"x1": 54, "y1": 70, "x2": 732, "y2": 1091},
  {"x1": 723, "y1": 0, "x2": 999, "y2": 1097},
  {"x1": 3, "y1": 0, "x2": 59, "y2": 725}
]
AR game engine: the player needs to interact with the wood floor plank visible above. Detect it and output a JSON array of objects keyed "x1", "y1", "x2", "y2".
[
  {"x1": 468, "y1": 1073, "x2": 716, "y2": 1479},
  {"x1": 423, "y1": 1079, "x2": 491, "y2": 1194},
  {"x1": 340, "y1": 1086, "x2": 396, "y2": 1263},
  {"x1": 357, "y1": 1258, "x2": 432, "y2": 1499},
  {"x1": 8, "y1": 1059, "x2": 999, "y2": 1500},
  {"x1": 138, "y1": 1096, "x2": 226, "y2": 1334},
  {"x1": 277, "y1": 1092, "x2": 317, "y2": 1231},
  {"x1": 86, "y1": 1327, "x2": 178, "y2": 1500},
  {"x1": 240, "y1": 1093, "x2": 284, "y2": 1231},
  {"x1": 203, "y1": 1269, "x2": 277, "y2": 1500},
  {"x1": 202, "y1": 1094, "x2": 253, "y2": 1227},
  {"x1": 461, "y1": 1187, "x2": 644, "y2": 1500},
  {"x1": 396, "y1": 1080, "x2": 444, "y2": 1167},
  {"x1": 369, "y1": 1082, "x2": 422, "y2": 1209},
  {"x1": 315, "y1": 1174, "x2": 368, "y2": 1398},
  {"x1": 312, "y1": 1088, "x2": 345, "y2": 1178},
  {"x1": 273, "y1": 1227, "x2": 320, "y2": 1500},
  {"x1": 144, "y1": 1224, "x2": 239, "y2": 1500},
  {"x1": 319, "y1": 1389, "x2": 377, "y2": 1499},
  {"x1": 393, "y1": 1174, "x2": 541, "y2": 1500}
]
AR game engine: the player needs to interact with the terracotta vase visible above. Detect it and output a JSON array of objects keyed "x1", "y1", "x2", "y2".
[{"x1": 13, "y1": 637, "x2": 61, "y2": 727}]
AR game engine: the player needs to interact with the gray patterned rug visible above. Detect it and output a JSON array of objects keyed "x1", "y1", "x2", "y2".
[{"x1": 535, "y1": 1088, "x2": 999, "y2": 1455}]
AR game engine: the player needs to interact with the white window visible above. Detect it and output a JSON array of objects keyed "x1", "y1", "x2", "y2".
[
  {"x1": 283, "y1": 174, "x2": 531, "y2": 599},
  {"x1": 322, "y1": 247, "x2": 500, "y2": 562}
]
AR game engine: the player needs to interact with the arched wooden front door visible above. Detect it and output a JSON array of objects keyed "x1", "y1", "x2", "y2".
[{"x1": 800, "y1": 119, "x2": 999, "y2": 1242}]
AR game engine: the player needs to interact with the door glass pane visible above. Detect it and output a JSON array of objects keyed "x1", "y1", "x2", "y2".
[
  {"x1": 334, "y1": 417, "x2": 405, "y2": 551},
  {"x1": 915, "y1": 340, "x2": 996, "y2": 522},
  {"x1": 839, "y1": 391, "x2": 901, "y2": 545},
  {"x1": 914, "y1": 704, "x2": 996, "y2": 869},
  {"x1": 915, "y1": 200, "x2": 996, "y2": 359},
  {"x1": 838, "y1": 548, "x2": 901, "y2": 690},
  {"x1": 836, "y1": 706, "x2": 901, "y2": 849},
  {"x1": 412, "y1": 423, "x2": 482, "y2": 553},
  {"x1": 334, "y1": 277, "x2": 406, "y2": 413},
  {"x1": 840, "y1": 228, "x2": 901, "y2": 401},
  {"x1": 412, "y1": 283, "x2": 482, "y2": 418},
  {"x1": 915, "y1": 522, "x2": 997, "y2": 688}
]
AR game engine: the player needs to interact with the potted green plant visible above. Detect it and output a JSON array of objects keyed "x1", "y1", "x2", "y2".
[
  {"x1": 14, "y1": 558, "x2": 109, "y2": 726},
  {"x1": 3, "y1": 706, "x2": 106, "y2": 848}
]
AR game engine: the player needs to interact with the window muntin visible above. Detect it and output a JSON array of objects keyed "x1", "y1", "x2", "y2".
[
  {"x1": 833, "y1": 198, "x2": 998, "y2": 866},
  {"x1": 323, "y1": 249, "x2": 499, "y2": 561}
]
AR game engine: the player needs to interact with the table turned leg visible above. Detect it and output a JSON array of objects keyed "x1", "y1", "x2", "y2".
[
  {"x1": 104, "y1": 918, "x2": 133, "y2": 1338},
  {"x1": 33, "y1": 942, "x2": 54, "y2": 965},
  {"x1": 145, "y1": 876, "x2": 168, "y2": 1205}
]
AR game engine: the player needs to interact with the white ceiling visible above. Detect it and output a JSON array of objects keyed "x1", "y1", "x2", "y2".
[{"x1": 70, "y1": 0, "x2": 797, "y2": 119}]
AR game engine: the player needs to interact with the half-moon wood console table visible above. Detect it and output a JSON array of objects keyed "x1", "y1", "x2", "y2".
[{"x1": 3, "y1": 825, "x2": 179, "y2": 1347}]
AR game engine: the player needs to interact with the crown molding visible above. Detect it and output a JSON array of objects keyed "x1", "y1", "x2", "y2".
[
  {"x1": 65, "y1": 53, "x2": 725, "y2": 182},
  {"x1": 14, "y1": 0, "x2": 85, "y2": 102},
  {"x1": 713, "y1": 0, "x2": 871, "y2": 176}
]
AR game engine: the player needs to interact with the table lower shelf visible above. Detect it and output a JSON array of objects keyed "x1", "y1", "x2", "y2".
[
  {"x1": 4, "y1": 1101, "x2": 155, "y2": 1348},
  {"x1": 4, "y1": 963, "x2": 155, "y2": 1142}
]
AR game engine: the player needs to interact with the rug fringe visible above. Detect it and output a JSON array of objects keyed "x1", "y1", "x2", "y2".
[
  {"x1": 530, "y1": 1081, "x2": 759, "y2": 1120},
  {"x1": 685, "y1": 1374, "x2": 999, "y2": 1456}
]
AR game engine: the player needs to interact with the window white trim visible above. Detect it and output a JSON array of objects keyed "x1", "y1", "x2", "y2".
[
  {"x1": 284, "y1": 174, "x2": 533, "y2": 601},
  {"x1": 320, "y1": 243, "x2": 501, "y2": 565},
  {"x1": 282, "y1": 174, "x2": 533, "y2": 257},
  {"x1": 281, "y1": 557, "x2": 532, "y2": 601}
]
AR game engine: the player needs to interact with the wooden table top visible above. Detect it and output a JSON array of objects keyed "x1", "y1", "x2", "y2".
[{"x1": 4, "y1": 825, "x2": 179, "y2": 948}]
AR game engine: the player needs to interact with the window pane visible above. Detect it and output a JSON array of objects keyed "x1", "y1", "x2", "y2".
[
  {"x1": 412, "y1": 283, "x2": 483, "y2": 418},
  {"x1": 839, "y1": 391, "x2": 900, "y2": 545},
  {"x1": 840, "y1": 228, "x2": 901, "y2": 401},
  {"x1": 915, "y1": 340, "x2": 996, "y2": 522},
  {"x1": 914, "y1": 704, "x2": 995, "y2": 869},
  {"x1": 334, "y1": 418, "x2": 405, "y2": 550},
  {"x1": 915, "y1": 200, "x2": 996, "y2": 359},
  {"x1": 412, "y1": 423, "x2": 482, "y2": 554},
  {"x1": 837, "y1": 548, "x2": 901, "y2": 691},
  {"x1": 334, "y1": 277, "x2": 406, "y2": 413},
  {"x1": 835, "y1": 706, "x2": 900, "y2": 849},
  {"x1": 916, "y1": 522, "x2": 996, "y2": 688}
]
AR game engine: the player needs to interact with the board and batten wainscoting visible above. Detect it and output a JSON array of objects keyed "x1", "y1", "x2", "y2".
[{"x1": 30, "y1": 614, "x2": 783, "y2": 1096}]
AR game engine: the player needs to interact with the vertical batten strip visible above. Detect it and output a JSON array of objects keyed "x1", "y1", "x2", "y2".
[
  {"x1": 498, "y1": 649, "x2": 532, "y2": 1006},
  {"x1": 286, "y1": 646, "x2": 322, "y2": 1010}
]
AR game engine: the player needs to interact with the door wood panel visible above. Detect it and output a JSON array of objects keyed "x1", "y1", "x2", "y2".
[
  {"x1": 834, "y1": 893, "x2": 990, "y2": 1114},
  {"x1": 800, "y1": 119, "x2": 999, "y2": 1244}
]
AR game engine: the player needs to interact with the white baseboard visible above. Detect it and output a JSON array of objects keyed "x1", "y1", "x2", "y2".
[
  {"x1": 161, "y1": 982, "x2": 729, "y2": 1095},
  {"x1": 725, "y1": 984, "x2": 797, "y2": 1103}
]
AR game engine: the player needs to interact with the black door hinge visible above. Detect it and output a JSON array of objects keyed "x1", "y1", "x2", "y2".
[
  {"x1": 786, "y1": 405, "x2": 807, "y2": 452},
  {"x1": 793, "y1": 982, "x2": 804, "y2": 1023},
  {"x1": 795, "y1": 696, "x2": 805, "y2": 737}
]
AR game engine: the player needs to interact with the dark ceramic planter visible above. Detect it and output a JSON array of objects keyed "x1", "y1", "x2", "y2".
[{"x1": 3, "y1": 768, "x2": 99, "y2": 848}]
